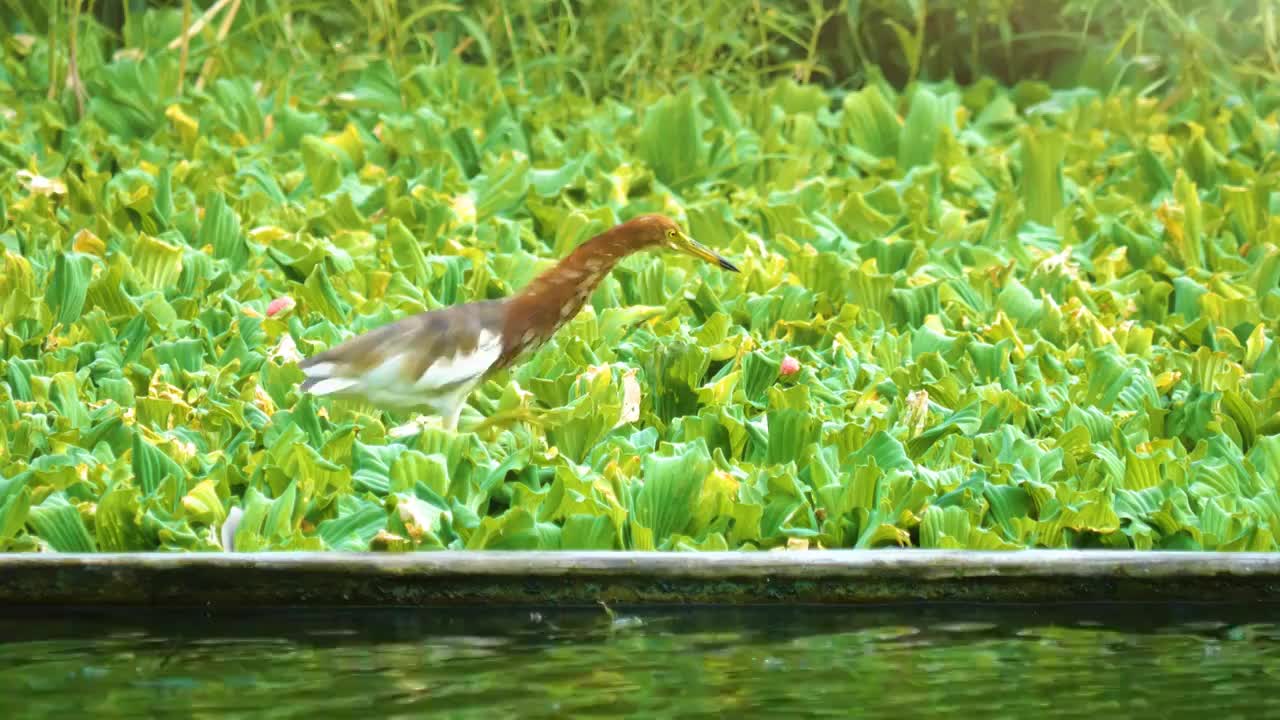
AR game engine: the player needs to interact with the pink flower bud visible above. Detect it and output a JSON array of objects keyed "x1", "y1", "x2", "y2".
[
  {"x1": 266, "y1": 296, "x2": 295, "y2": 317},
  {"x1": 780, "y1": 355, "x2": 800, "y2": 376}
]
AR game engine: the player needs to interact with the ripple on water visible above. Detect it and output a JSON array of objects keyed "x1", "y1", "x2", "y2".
[{"x1": 1, "y1": 606, "x2": 1278, "y2": 719}]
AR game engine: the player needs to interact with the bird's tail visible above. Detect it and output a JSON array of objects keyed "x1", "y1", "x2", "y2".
[{"x1": 297, "y1": 357, "x2": 360, "y2": 396}]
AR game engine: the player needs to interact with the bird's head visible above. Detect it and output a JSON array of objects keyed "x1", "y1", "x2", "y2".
[{"x1": 625, "y1": 214, "x2": 740, "y2": 273}]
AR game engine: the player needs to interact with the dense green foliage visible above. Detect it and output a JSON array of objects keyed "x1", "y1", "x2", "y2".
[{"x1": 3, "y1": 2, "x2": 1280, "y2": 552}]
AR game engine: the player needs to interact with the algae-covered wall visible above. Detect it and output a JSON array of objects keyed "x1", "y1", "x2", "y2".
[{"x1": 2, "y1": 552, "x2": 1278, "y2": 606}]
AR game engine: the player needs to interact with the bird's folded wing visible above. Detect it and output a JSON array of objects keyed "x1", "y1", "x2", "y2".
[{"x1": 298, "y1": 301, "x2": 506, "y2": 398}]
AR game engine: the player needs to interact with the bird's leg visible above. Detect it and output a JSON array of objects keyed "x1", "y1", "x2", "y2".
[
  {"x1": 471, "y1": 406, "x2": 548, "y2": 433},
  {"x1": 386, "y1": 415, "x2": 426, "y2": 439},
  {"x1": 387, "y1": 404, "x2": 462, "y2": 438},
  {"x1": 442, "y1": 403, "x2": 464, "y2": 433}
]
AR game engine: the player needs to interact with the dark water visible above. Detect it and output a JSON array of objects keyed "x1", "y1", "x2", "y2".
[{"x1": 1, "y1": 602, "x2": 1278, "y2": 719}]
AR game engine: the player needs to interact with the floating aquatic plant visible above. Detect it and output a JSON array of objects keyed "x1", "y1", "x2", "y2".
[{"x1": 3, "y1": 4, "x2": 1280, "y2": 553}]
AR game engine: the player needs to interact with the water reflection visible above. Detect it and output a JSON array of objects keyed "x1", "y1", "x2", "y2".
[{"x1": 1, "y1": 603, "x2": 1277, "y2": 718}]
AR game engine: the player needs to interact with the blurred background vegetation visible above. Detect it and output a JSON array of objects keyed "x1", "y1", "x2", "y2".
[{"x1": 7, "y1": 0, "x2": 1280, "y2": 108}]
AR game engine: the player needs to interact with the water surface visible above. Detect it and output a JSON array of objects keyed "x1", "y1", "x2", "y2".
[{"x1": 1, "y1": 602, "x2": 1277, "y2": 718}]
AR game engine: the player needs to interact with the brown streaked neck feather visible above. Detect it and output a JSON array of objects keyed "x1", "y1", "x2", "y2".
[{"x1": 496, "y1": 220, "x2": 660, "y2": 366}]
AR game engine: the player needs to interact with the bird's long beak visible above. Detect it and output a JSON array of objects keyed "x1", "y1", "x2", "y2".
[{"x1": 681, "y1": 234, "x2": 740, "y2": 273}]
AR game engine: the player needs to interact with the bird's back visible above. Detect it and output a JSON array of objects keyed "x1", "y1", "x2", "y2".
[{"x1": 297, "y1": 298, "x2": 510, "y2": 412}]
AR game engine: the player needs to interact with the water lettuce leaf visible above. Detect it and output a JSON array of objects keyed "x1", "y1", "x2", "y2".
[{"x1": 3, "y1": 11, "x2": 1280, "y2": 555}]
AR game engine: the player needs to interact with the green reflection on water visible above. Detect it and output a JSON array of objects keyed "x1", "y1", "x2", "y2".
[{"x1": 2, "y1": 603, "x2": 1278, "y2": 719}]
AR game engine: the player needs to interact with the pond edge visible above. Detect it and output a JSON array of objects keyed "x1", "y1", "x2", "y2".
[{"x1": 2, "y1": 550, "x2": 1278, "y2": 606}]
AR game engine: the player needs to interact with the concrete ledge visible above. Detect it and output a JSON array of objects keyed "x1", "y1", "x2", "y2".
[{"x1": 1, "y1": 550, "x2": 1278, "y2": 607}]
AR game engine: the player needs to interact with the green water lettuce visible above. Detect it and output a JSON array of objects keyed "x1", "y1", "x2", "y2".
[{"x1": 2, "y1": 6, "x2": 1280, "y2": 553}]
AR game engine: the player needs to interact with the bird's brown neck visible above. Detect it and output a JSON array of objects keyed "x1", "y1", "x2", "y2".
[{"x1": 496, "y1": 224, "x2": 656, "y2": 365}]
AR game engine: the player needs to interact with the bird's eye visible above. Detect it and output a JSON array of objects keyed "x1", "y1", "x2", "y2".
[{"x1": 666, "y1": 229, "x2": 677, "y2": 239}]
